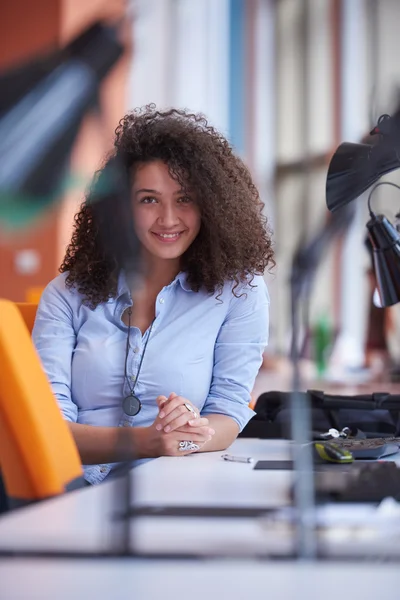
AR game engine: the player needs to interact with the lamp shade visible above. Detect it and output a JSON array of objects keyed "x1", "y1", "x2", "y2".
[
  {"x1": 367, "y1": 214, "x2": 400, "y2": 307},
  {"x1": 326, "y1": 141, "x2": 400, "y2": 212}
]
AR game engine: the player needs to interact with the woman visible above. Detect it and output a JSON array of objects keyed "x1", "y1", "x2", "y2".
[{"x1": 33, "y1": 106, "x2": 274, "y2": 484}]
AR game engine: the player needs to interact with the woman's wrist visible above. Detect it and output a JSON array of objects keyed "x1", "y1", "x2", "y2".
[{"x1": 132, "y1": 426, "x2": 158, "y2": 459}]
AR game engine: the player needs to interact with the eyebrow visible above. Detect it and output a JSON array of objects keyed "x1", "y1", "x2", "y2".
[
  {"x1": 134, "y1": 188, "x2": 160, "y2": 195},
  {"x1": 134, "y1": 188, "x2": 188, "y2": 195}
]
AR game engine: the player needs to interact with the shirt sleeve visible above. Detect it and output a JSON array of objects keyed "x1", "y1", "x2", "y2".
[
  {"x1": 32, "y1": 276, "x2": 78, "y2": 422},
  {"x1": 201, "y1": 275, "x2": 270, "y2": 431}
]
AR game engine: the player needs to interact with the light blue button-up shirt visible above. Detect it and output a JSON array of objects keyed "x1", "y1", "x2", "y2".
[{"x1": 32, "y1": 271, "x2": 269, "y2": 484}]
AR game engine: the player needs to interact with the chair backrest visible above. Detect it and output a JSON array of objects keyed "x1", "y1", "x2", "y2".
[
  {"x1": 15, "y1": 302, "x2": 38, "y2": 335},
  {"x1": 0, "y1": 299, "x2": 84, "y2": 510}
]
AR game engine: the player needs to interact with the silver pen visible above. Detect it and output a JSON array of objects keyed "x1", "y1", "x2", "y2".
[{"x1": 221, "y1": 454, "x2": 253, "y2": 464}]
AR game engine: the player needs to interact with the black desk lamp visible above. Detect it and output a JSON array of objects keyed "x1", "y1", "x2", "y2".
[
  {"x1": 326, "y1": 112, "x2": 400, "y2": 212},
  {"x1": 326, "y1": 113, "x2": 400, "y2": 308},
  {"x1": 288, "y1": 110, "x2": 400, "y2": 558},
  {"x1": 365, "y1": 182, "x2": 400, "y2": 307}
]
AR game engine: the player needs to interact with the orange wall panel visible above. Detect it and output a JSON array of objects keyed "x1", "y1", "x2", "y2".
[{"x1": 0, "y1": 1, "x2": 61, "y2": 70}]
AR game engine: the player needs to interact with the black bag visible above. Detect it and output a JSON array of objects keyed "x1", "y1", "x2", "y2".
[{"x1": 240, "y1": 390, "x2": 400, "y2": 439}]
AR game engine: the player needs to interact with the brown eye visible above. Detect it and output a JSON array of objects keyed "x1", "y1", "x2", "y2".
[{"x1": 140, "y1": 196, "x2": 157, "y2": 204}]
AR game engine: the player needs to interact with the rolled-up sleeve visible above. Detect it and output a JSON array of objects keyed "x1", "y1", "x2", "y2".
[
  {"x1": 201, "y1": 276, "x2": 270, "y2": 431},
  {"x1": 32, "y1": 277, "x2": 78, "y2": 422}
]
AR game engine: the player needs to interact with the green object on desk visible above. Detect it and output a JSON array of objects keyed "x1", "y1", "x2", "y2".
[
  {"x1": 313, "y1": 314, "x2": 332, "y2": 377},
  {"x1": 313, "y1": 442, "x2": 353, "y2": 464}
]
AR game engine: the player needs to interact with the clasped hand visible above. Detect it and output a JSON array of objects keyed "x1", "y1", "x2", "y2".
[{"x1": 147, "y1": 392, "x2": 215, "y2": 457}]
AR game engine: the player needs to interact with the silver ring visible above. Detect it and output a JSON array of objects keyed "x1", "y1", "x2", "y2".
[
  {"x1": 179, "y1": 441, "x2": 200, "y2": 452},
  {"x1": 184, "y1": 402, "x2": 198, "y2": 418}
]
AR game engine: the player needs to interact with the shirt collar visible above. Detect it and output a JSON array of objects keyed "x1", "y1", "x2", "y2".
[
  {"x1": 116, "y1": 270, "x2": 130, "y2": 300},
  {"x1": 116, "y1": 270, "x2": 193, "y2": 300},
  {"x1": 175, "y1": 271, "x2": 193, "y2": 293}
]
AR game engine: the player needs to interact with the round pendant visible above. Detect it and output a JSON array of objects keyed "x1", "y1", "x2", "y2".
[{"x1": 123, "y1": 394, "x2": 142, "y2": 417}]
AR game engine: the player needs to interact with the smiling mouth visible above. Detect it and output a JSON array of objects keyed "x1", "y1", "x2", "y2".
[{"x1": 151, "y1": 231, "x2": 184, "y2": 242}]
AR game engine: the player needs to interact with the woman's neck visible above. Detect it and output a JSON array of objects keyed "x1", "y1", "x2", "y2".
[{"x1": 138, "y1": 255, "x2": 181, "y2": 294}]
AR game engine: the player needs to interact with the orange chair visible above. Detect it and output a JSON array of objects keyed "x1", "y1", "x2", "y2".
[
  {"x1": 0, "y1": 299, "x2": 84, "y2": 511},
  {"x1": 15, "y1": 302, "x2": 38, "y2": 335}
]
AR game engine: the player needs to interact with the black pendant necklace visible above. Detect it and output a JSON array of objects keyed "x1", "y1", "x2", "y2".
[
  {"x1": 122, "y1": 394, "x2": 141, "y2": 417},
  {"x1": 123, "y1": 308, "x2": 154, "y2": 417}
]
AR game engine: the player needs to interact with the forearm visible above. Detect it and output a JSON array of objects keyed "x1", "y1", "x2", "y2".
[
  {"x1": 68, "y1": 422, "x2": 149, "y2": 464},
  {"x1": 196, "y1": 414, "x2": 239, "y2": 452}
]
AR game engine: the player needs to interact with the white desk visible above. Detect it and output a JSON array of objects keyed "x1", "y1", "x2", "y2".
[
  {"x1": 0, "y1": 440, "x2": 293, "y2": 557},
  {"x1": 1, "y1": 560, "x2": 400, "y2": 600},
  {"x1": 0, "y1": 439, "x2": 400, "y2": 558},
  {"x1": 0, "y1": 439, "x2": 400, "y2": 599}
]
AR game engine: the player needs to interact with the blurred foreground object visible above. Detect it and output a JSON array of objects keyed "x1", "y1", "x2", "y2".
[
  {"x1": 0, "y1": 22, "x2": 123, "y2": 230},
  {"x1": 0, "y1": 299, "x2": 85, "y2": 513}
]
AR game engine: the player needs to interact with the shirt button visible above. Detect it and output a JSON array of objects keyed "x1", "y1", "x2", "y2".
[
  {"x1": 100, "y1": 466, "x2": 107, "y2": 473},
  {"x1": 131, "y1": 375, "x2": 136, "y2": 382},
  {"x1": 123, "y1": 420, "x2": 130, "y2": 427},
  {"x1": 133, "y1": 347, "x2": 140, "y2": 354},
  {"x1": 159, "y1": 297, "x2": 165, "y2": 304}
]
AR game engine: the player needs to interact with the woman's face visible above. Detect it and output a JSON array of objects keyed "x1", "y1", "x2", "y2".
[{"x1": 132, "y1": 161, "x2": 201, "y2": 263}]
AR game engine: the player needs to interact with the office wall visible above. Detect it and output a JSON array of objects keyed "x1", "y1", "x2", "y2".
[
  {"x1": 128, "y1": 0, "x2": 278, "y2": 343},
  {"x1": 274, "y1": 0, "x2": 400, "y2": 362},
  {"x1": 128, "y1": 0, "x2": 230, "y2": 135},
  {"x1": 128, "y1": 0, "x2": 343, "y2": 354}
]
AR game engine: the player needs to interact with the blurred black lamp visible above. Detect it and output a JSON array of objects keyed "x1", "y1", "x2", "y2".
[
  {"x1": 326, "y1": 113, "x2": 400, "y2": 213},
  {"x1": 0, "y1": 22, "x2": 123, "y2": 230},
  {"x1": 326, "y1": 113, "x2": 400, "y2": 307},
  {"x1": 366, "y1": 182, "x2": 400, "y2": 307},
  {"x1": 0, "y1": 20, "x2": 141, "y2": 279}
]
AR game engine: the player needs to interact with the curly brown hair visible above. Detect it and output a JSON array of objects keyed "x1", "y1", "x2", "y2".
[{"x1": 60, "y1": 106, "x2": 274, "y2": 307}]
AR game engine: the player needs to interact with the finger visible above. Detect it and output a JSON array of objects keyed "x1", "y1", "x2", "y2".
[
  {"x1": 169, "y1": 431, "x2": 212, "y2": 443},
  {"x1": 157, "y1": 406, "x2": 190, "y2": 431},
  {"x1": 172, "y1": 442, "x2": 206, "y2": 457},
  {"x1": 162, "y1": 412, "x2": 190, "y2": 433},
  {"x1": 156, "y1": 395, "x2": 168, "y2": 408},
  {"x1": 187, "y1": 417, "x2": 209, "y2": 428},
  {"x1": 158, "y1": 391, "x2": 178, "y2": 411},
  {"x1": 158, "y1": 397, "x2": 181, "y2": 418},
  {"x1": 159, "y1": 396, "x2": 193, "y2": 419},
  {"x1": 174, "y1": 424, "x2": 214, "y2": 437},
  {"x1": 159, "y1": 404, "x2": 190, "y2": 428},
  {"x1": 161, "y1": 438, "x2": 206, "y2": 457},
  {"x1": 186, "y1": 417, "x2": 209, "y2": 428},
  {"x1": 165, "y1": 415, "x2": 212, "y2": 434}
]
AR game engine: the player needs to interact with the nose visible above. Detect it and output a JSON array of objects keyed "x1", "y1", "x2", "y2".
[{"x1": 156, "y1": 202, "x2": 180, "y2": 228}]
